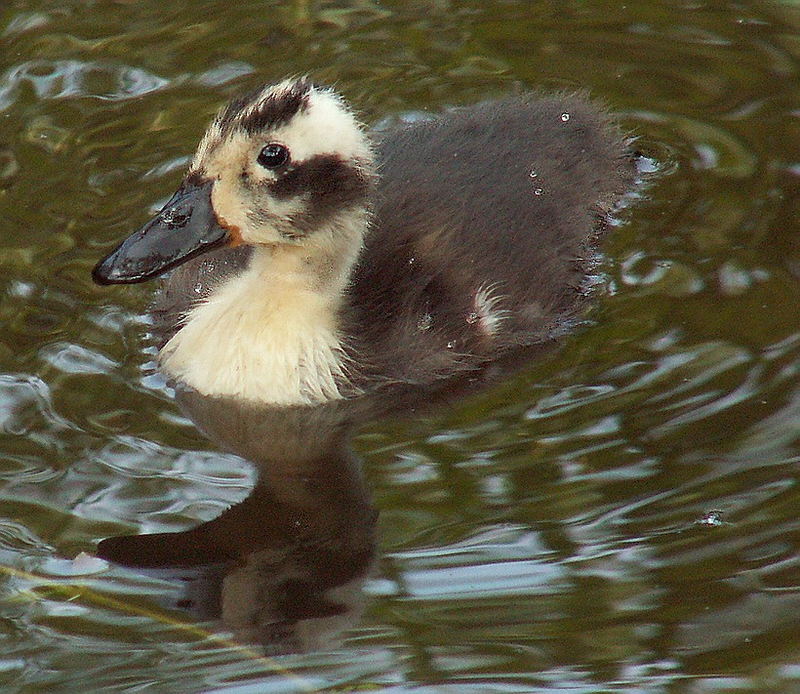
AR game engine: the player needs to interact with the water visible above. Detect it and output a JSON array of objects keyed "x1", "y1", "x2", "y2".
[{"x1": 2, "y1": 0, "x2": 800, "y2": 691}]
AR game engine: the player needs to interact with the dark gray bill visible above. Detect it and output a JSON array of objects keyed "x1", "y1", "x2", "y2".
[{"x1": 92, "y1": 179, "x2": 229, "y2": 285}]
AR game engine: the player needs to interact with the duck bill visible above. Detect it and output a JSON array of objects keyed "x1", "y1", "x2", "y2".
[{"x1": 92, "y1": 178, "x2": 230, "y2": 285}]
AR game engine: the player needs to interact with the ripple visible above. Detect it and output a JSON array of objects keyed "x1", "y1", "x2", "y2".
[
  {"x1": 194, "y1": 61, "x2": 255, "y2": 87},
  {"x1": 619, "y1": 251, "x2": 705, "y2": 295},
  {"x1": 0, "y1": 145, "x2": 19, "y2": 184},
  {"x1": 0, "y1": 60, "x2": 169, "y2": 111},
  {"x1": 387, "y1": 525, "x2": 563, "y2": 600},
  {"x1": 142, "y1": 155, "x2": 192, "y2": 181},
  {"x1": 39, "y1": 342, "x2": 117, "y2": 376},
  {"x1": 93, "y1": 434, "x2": 254, "y2": 489},
  {"x1": 526, "y1": 385, "x2": 617, "y2": 419},
  {"x1": 23, "y1": 115, "x2": 70, "y2": 153},
  {"x1": 2, "y1": 12, "x2": 50, "y2": 37},
  {"x1": 0, "y1": 519, "x2": 50, "y2": 553},
  {"x1": 0, "y1": 374, "x2": 70, "y2": 437},
  {"x1": 630, "y1": 110, "x2": 758, "y2": 178},
  {"x1": 40, "y1": 552, "x2": 108, "y2": 577}
]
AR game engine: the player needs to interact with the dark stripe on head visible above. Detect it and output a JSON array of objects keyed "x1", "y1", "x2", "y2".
[
  {"x1": 217, "y1": 80, "x2": 312, "y2": 136},
  {"x1": 269, "y1": 154, "x2": 373, "y2": 236}
]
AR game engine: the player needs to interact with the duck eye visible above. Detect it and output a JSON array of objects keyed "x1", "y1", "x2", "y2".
[{"x1": 257, "y1": 143, "x2": 289, "y2": 169}]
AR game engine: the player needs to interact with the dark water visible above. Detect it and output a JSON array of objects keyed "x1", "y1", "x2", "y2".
[{"x1": 2, "y1": 0, "x2": 800, "y2": 691}]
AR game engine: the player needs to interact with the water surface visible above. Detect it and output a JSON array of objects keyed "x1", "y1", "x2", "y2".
[{"x1": 1, "y1": 0, "x2": 800, "y2": 691}]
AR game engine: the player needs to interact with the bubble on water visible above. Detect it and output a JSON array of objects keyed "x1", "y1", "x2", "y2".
[
  {"x1": 529, "y1": 170, "x2": 538, "y2": 179},
  {"x1": 533, "y1": 187, "x2": 544, "y2": 196}
]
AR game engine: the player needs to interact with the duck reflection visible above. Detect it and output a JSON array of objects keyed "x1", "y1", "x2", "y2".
[
  {"x1": 97, "y1": 360, "x2": 538, "y2": 652},
  {"x1": 98, "y1": 392, "x2": 380, "y2": 653}
]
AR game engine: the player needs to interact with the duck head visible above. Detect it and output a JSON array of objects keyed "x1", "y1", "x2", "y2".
[{"x1": 92, "y1": 78, "x2": 375, "y2": 285}]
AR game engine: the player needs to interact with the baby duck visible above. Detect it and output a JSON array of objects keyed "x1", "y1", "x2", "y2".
[{"x1": 93, "y1": 78, "x2": 635, "y2": 406}]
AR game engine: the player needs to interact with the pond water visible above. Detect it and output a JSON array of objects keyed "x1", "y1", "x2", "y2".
[{"x1": 2, "y1": 0, "x2": 800, "y2": 691}]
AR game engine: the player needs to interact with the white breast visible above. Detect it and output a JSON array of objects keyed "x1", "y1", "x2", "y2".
[{"x1": 159, "y1": 253, "x2": 355, "y2": 406}]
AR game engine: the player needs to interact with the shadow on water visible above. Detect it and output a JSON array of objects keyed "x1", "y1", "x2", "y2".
[
  {"x1": 95, "y1": 351, "x2": 552, "y2": 654},
  {"x1": 98, "y1": 394, "x2": 378, "y2": 654}
]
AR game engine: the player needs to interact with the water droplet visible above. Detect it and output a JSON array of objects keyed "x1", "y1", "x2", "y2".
[
  {"x1": 529, "y1": 170, "x2": 538, "y2": 179},
  {"x1": 408, "y1": 256, "x2": 415, "y2": 265},
  {"x1": 446, "y1": 340, "x2": 456, "y2": 349},
  {"x1": 417, "y1": 313, "x2": 433, "y2": 331},
  {"x1": 193, "y1": 282, "x2": 203, "y2": 294},
  {"x1": 696, "y1": 510, "x2": 725, "y2": 527},
  {"x1": 560, "y1": 112, "x2": 570, "y2": 122},
  {"x1": 533, "y1": 187, "x2": 544, "y2": 196},
  {"x1": 466, "y1": 311, "x2": 478, "y2": 324}
]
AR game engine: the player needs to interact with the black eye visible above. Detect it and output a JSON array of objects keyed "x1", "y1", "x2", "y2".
[{"x1": 257, "y1": 143, "x2": 289, "y2": 169}]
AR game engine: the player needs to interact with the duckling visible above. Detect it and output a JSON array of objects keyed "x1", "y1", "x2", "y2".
[{"x1": 93, "y1": 78, "x2": 635, "y2": 406}]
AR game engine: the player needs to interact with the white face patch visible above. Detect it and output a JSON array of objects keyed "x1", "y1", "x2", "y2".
[
  {"x1": 268, "y1": 89, "x2": 372, "y2": 164},
  {"x1": 186, "y1": 80, "x2": 373, "y2": 247},
  {"x1": 227, "y1": 79, "x2": 371, "y2": 162}
]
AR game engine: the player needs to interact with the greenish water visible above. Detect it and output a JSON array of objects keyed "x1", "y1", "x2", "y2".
[{"x1": 2, "y1": 0, "x2": 800, "y2": 691}]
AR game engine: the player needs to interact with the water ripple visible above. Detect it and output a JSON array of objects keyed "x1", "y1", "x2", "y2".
[
  {"x1": 39, "y1": 342, "x2": 117, "y2": 376},
  {"x1": 0, "y1": 374, "x2": 71, "y2": 438},
  {"x1": 630, "y1": 110, "x2": 758, "y2": 178},
  {"x1": 2, "y1": 13, "x2": 50, "y2": 38},
  {"x1": 0, "y1": 59, "x2": 169, "y2": 111}
]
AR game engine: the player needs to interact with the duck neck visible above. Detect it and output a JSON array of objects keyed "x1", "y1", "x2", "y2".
[
  {"x1": 160, "y1": 212, "x2": 368, "y2": 405},
  {"x1": 252, "y1": 218, "x2": 364, "y2": 305}
]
